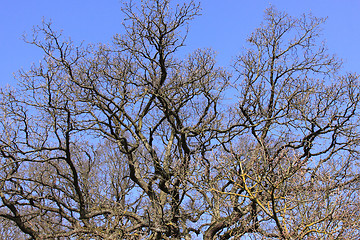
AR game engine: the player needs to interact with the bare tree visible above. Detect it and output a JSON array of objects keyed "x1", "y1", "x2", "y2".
[
  {"x1": 200, "y1": 7, "x2": 360, "y2": 240},
  {"x1": 0, "y1": 1, "x2": 359, "y2": 239}
]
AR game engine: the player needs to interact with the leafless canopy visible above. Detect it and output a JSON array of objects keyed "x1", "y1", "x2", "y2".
[{"x1": 1, "y1": 1, "x2": 360, "y2": 239}]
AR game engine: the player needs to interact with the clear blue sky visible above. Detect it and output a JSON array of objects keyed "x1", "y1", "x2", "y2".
[{"x1": 1, "y1": 0, "x2": 360, "y2": 87}]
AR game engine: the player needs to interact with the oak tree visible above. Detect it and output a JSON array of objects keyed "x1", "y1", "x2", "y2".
[{"x1": 1, "y1": 1, "x2": 360, "y2": 239}]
